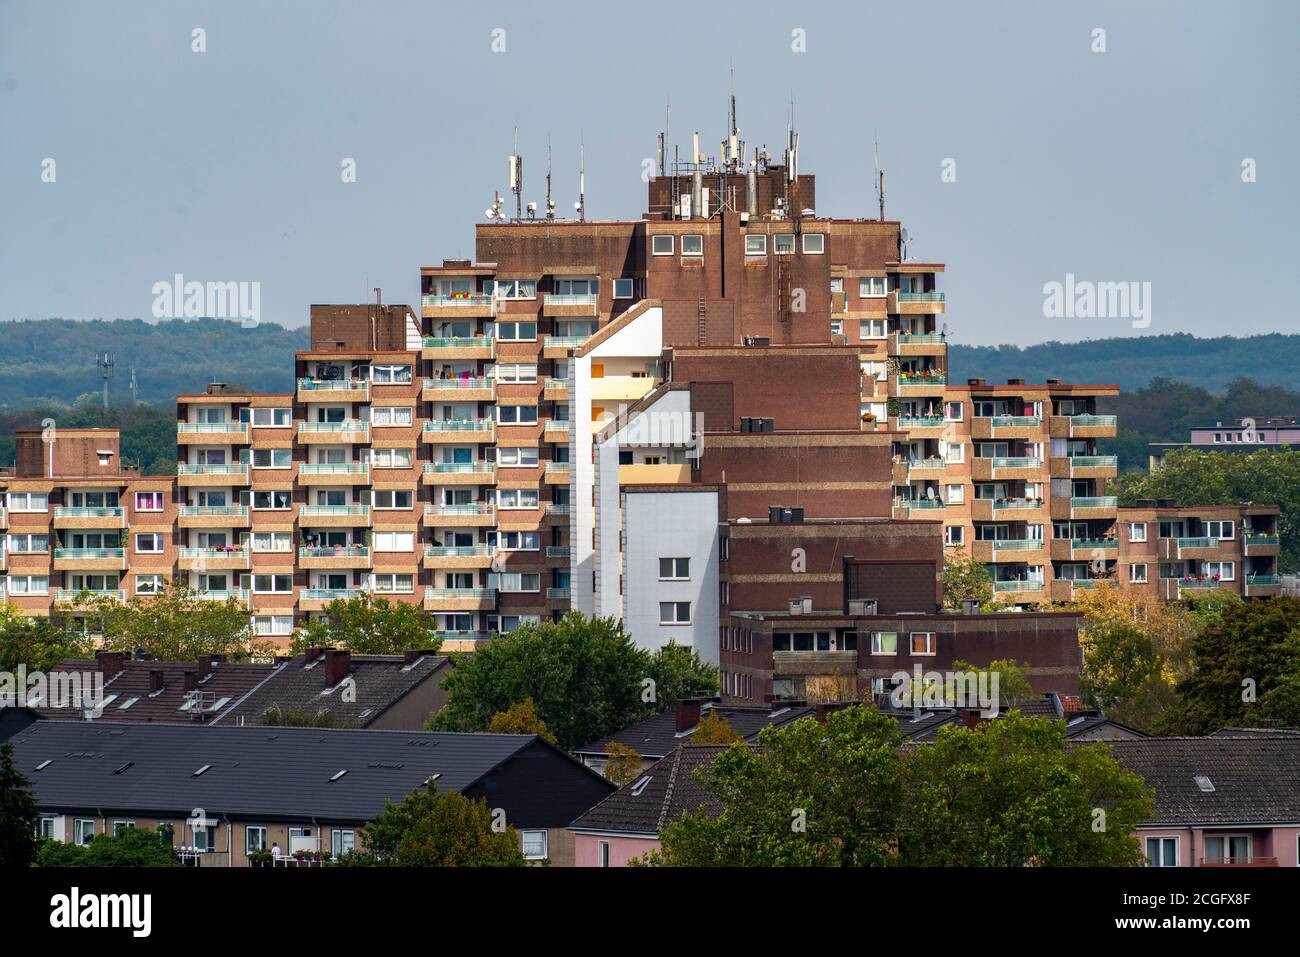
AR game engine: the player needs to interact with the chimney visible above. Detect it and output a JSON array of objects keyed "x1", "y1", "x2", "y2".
[
  {"x1": 675, "y1": 698, "x2": 702, "y2": 733},
  {"x1": 95, "y1": 650, "x2": 126, "y2": 681},
  {"x1": 1006, "y1": 378, "x2": 1024, "y2": 386},
  {"x1": 404, "y1": 648, "x2": 422, "y2": 663},
  {"x1": 197, "y1": 654, "x2": 223, "y2": 678},
  {"x1": 324, "y1": 649, "x2": 352, "y2": 688},
  {"x1": 183, "y1": 670, "x2": 198, "y2": 693},
  {"x1": 149, "y1": 669, "x2": 164, "y2": 694},
  {"x1": 967, "y1": 377, "x2": 986, "y2": 387},
  {"x1": 303, "y1": 647, "x2": 326, "y2": 663}
]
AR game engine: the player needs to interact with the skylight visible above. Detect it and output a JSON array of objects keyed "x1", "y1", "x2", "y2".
[
  {"x1": 192, "y1": 764, "x2": 211, "y2": 777},
  {"x1": 329, "y1": 769, "x2": 349, "y2": 782},
  {"x1": 34, "y1": 759, "x2": 51, "y2": 771},
  {"x1": 631, "y1": 775, "x2": 652, "y2": 796},
  {"x1": 1194, "y1": 775, "x2": 1215, "y2": 792}
]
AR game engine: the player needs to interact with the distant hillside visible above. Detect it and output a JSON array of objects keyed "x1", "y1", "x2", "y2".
[
  {"x1": 950, "y1": 334, "x2": 1300, "y2": 393},
  {"x1": 0, "y1": 318, "x2": 308, "y2": 409}
]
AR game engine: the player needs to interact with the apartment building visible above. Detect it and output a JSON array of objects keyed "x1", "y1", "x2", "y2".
[{"x1": 1149, "y1": 415, "x2": 1300, "y2": 468}]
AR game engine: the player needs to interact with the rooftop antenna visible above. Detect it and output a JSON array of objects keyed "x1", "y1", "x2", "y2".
[
  {"x1": 546, "y1": 136, "x2": 555, "y2": 220},
  {"x1": 576, "y1": 141, "x2": 586, "y2": 221},
  {"x1": 129, "y1": 366, "x2": 139, "y2": 403},
  {"x1": 95, "y1": 352, "x2": 114, "y2": 410},
  {"x1": 728, "y1": 63, "x2": 740, "y2": 172},
  {"x1": 509, "y1": 127, "x2": 523, "y2": 221},
  {"x1": 874, "y1": 132, "x2": 885, "y2": 221}
]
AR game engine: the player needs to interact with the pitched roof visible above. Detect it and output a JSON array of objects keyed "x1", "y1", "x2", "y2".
[
  {"x1": 213, "y1": 652, "x2": 450, "y2": 728},
  {"x1": 34, "y1": 658, "x2": 275, "y2": 724},
  {"x1": 1209, "y1": 726, "x2": 1300, "y2": 738},
  {"x1": 8, "y1": 720, "x2": 546, "y2": 823},
  {"x1": 1106, "y1": 737, "x2": 1300, "y2": 826},
  {"x1": 575, "y1": 703, "x2": 816, "y2": 759},
  {"x1": 570, "y1": 744, "x2": 729, "y2": 835}
]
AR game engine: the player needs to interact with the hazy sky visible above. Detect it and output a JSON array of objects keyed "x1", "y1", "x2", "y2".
[{"x1": 1, "y1": 0, "x2": 1296, "y2": 346}]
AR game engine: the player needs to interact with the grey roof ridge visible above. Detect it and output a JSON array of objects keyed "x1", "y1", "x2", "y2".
[
  {"x1": 208, "y1": 658, "x2": 289, "y2": 725},
  {"x1": 656, "y1": 743, "x2": 688, "y2": 832}
]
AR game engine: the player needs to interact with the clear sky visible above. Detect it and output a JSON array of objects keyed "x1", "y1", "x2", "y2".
[{"x1": 1, "y1": 0, "x2": 1296, "y2": 346}]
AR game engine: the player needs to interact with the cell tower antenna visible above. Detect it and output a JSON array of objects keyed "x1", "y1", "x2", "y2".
[
  {"x1": 129, "y1": 366, "x2": 139, "y2": 403},
  {"x1": 509, "y1": 126, "x2": 523, "y2": 221},
  {"x1": 546, "y1": 136, "x2": 555, "y2": 220},
  {"x1": 95, "y1": 353, "x2": 114, "y2": 410},
  {"x1": 875, "y1": 132, "x2": 885, "y2": 221},
  {"x1": 576, "y1": 140, "x2": 586, "y2": 222}
]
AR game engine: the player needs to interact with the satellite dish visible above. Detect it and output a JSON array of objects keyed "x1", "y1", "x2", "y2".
[{"x1": 900, "y1": 227, "x2": 911, "y2": 261}]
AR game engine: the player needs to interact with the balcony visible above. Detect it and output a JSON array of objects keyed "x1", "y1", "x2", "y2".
[
  {"x1": 422, "y1": 419, "x2": 494, "y2": 443},
  {"x1": 546, "y1": 545, "x2": 570, "y2": 559},
  {"x1": 1199, "y1": 856, "x2": 1278, "y2": 868},
  {"x1": 544, "y1": 504, "x2": 570, "y2": 521},
  {"x1": 543, "y1": 378, "x2": 569, "y2": 399},
  {"x1": 193, "y1": 588, "x2": 250, "y2": 604},
  {"x1": 299, "y1": 504, "x2": 370, "y2": 527},
  {"x1": 590, "y1": 375, "x2": 657, "y2": 403},
  {"x1": 53, "y1": 588, "x2": 125, "y2": 606},
  {"x1": 543, "y1": 335, "x2": 587, "y2": 358},
  {"x1": 542, "y1": 293, "x2": 598, "y2": 317},
  {"x1": 1051, "y1": 495, "x2": 1117, "y2": 521},
  {"x1": 52, "y1": 547, "x2": 126, "y2": 571},
  {"x1": 423, "y1": 587, "x2": 497, "y2": 611},
  {"x1": 420, "y1": 293, "x2": 495, "y2": 319},
  {"x1": 178, "y1": 546, "x2": 250, "y2": 570},
  {"x1": 971, "y1": 456, "x2": 1042, "y2": 481},
  {"x1": 296, "y1": 377, "x2": 370, "y2": 403},
  {"x1": 893, "y1": 372, "x2": 947, "y2": 396},
  {"x1": 971, "y1": 539, "x2": 1043, "y2": 562},
  {"x1": 546, "y1": 586, "x2": 571, "y2": 601},
  {"x1": 421, "y1": 336, "x2": 495, "y2": 360},
  {"x1": 544, "y1": 462, "x2": 571, "y2": 484},
  {"x1": 53, "y1": 507, "x2": 126, "y2": 528},
  {"x1": 423, "y1": 544, "x2": 495, "y2": 569},
  {"x1": 1051, "y1": 454, "x2": 1117, "y2": 479},
  {"x1": 906, "y1": 457, "x2": 947, "y2": 478},
  {"x1": 177, "y1": 422, "x2": 249, "y2": 444},
  {"x1": 892, "y1": 332, "x2": 947, "y2": 356},
  {"x1": 972, "y1": 415, "x2": 1043, "y2": 440},
  {"x1": 423, "y1": 503, "x2": 495, "y2": 527},
  {"x1": 177, "y1": 505, "x2": 250, "y2": 527},
  {"x1": 177, "y1": 463, "x2": 249, "y2": 486},
  {"x1": 889, "y1": 291, "x2": 946, "y2": 314},
  {"x1": 422, "y1": 376, "x2": 495, "y2": 402},
  {"x1": 892, "y1": 414, "x2": 946, "y2": 435},
  {"x1": 297, "y1": 420, "x2": 369, "y2": 444},
  {"x1": 542, "y1": 419, "x2": 571, "y2": 441},
  {"x1": 298, "y1": 545, "x2": 371, "y2": 569},
  {"x1": 422, "y1": 462, "x2": 496, "y2": 485},
  {"x1": 299, "y1": 588, "x2": 364, "y2": 611},
  {"x1": 1245, "y1": 573, "x2": 1281, "y2": 596},
  {"x1": 992, "y1": 581, "x2": 1045, "y2": 599},
  {"x1": 297, "y1": 463, "x2": 371, "y2": 485},
  {"x1": 894, "y1": 499, "x2": 945, "y2": 520},
  {"x1": 1243, "y1": 533, "x2": 1280, "y2": 556},
  {"x1": 1050, "y1": 413, "x2": 1118, "y2": 439}
]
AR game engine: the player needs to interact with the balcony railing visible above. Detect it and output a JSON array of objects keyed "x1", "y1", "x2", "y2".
[
  {"x1": 544, "y1": 462, "x2": 570, "y2": 474},
  {"x1": 896, "y1": 333, "x2": 946, "y2": 344},
  {"x1": 298, "y1": 420, "x2": 368, "y2": 435},
  {"x1": 53, "y1": 588, "x2": 125, "y2": 602},
  {"x1": 897, "y1": 372, "x2": 947, "y2": 385},
  {"x1": 991, "y1": 540, "x2": 1041, "y2": 551},
  {"x1": 178, "y1": 505, "x2": 248, "y2": 519},
  {"x1": 1069, "y1": 414, "x2": 1117, "y2": 428},
  {"x1": 53, "y1": 547, "x2": 124, "y2": 559},
  {"x1": 546, "y1": 586, "x2": 571, "y2": 600},
  {"x1": 989, "y1": 456, "x2": 1041, "y2": 469},
  {"x1": 905, "y1": 457, "x2": 946, "y2": 471},
  {"x1": 179, "y1": 546, "x2": 249, "y2": 560},
  {"x1": 422, "y1": 376, "x2": 492, "y2": 391},
  {"x1": 991, "y1": 498, "x2": 1042, "y2": 510},
  {"x1": 423, "y1": 419, "x2": 494, "y2": 433},
  {"x1": 424, "y1": 503, "x2": 495, "y2": 517},
  {"x1": 299, "y1": 545, "x2": 369, "y2": 559},
  {"x1": 543, "y1": 335, "x2": 587, "y2": 349},
  {"x1": 424, "y1": 545, "x2": 494, "y2": 559},
  {"x1": 1176, "y1": 536, "x2": 1214, "y2": 549},
  {"x1": 423, "y1": 462, "x2": 495, "y2": 475},
  {"x1": 896, "y1": 292, "x2": 945, "y2": 303},
  {"x1": 302, "y1": 588, "x2": 364, "y2": 602},
  {"x1": 1068, "y1": 455, "x2": 1117, "y2": 468},
  {"x1": 53, "y1": 507, "x2": 124, "y2": 519},
  {"x1": 544, "y1": 504, "x2": 571, "y2": 516},
  {"x1": 993, "y1": 581, "x2": 1044, "y2": 593},
  {"x1": 897, "y1": 415, "x2": 945, "y2": 428},
  {"x1": 1245, "y1": 533, "x2": 1280, "y2": 546},
  {"x1": 543, "y1": 293, "x2": 598, "y2": 306},
  {"x1": 1071, "y1": 496, "x2": 1118, "y2": 509},
  {"x1": 1177, "y1": 578, "x2": 1224, "y2": 589},
  {"x1": 298, "y1": 463, "x2": 370, "y2": 475},
  {"x1": 987, "y1": 415, "x2": 1042, "y2": 428},
  {"x1": 299, "y1": 505, "x2": 370, "y2": 518},
  {"x1": 177, "y1": 422, "x2": 248, "y2": 435},
  {"x1": 421, "y1": 294, "x2": 494, "y2": 308},
  {"x1": 904, "y1": 499, "x2": 945, "y2": 510},
  {"x1": 177, "y1": 464, "x2": 248, "y2": 476},
  {"x1": 424, "y1": 587, "x2": 497, "y2": 601},
  {"x1": 1246, "y1": 574, "x2": 1281, "y2": 585},
  {"x1": 546, "y1": 545, "x2": 570, "y2": 558},
  {"x1": 422, "y1": 336, "x2": 494, "y2": 349},
  {"x1": 1069, "y1": 538, "x2": 1118, "y2": 550},
  {"x1": 297, "y1": 377, "x2": 368, "y2": 392},
  {"x1": 194, "y1": 589, "x2": 250, "y2": 602}
]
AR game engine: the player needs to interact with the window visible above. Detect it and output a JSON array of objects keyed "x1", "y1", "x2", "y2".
[
  {"x1": 134, "y1": 533, "x2": 164, "y2": 553},
  {"x1": 252, "y1": 615, "x2": 294, "y2": 637},
  {"x1": 37, "y1": 817, "x2": 58, "y2": 840},
  {"x1": 830, "y1": 319, "x2": 843, "y2": 336},
  {"x1": 1206, "y1": 520, "x2": 1235, "y2": 540},
  {"x1": 497, "y1": 447, "x2": 539, "y2": 467},
  {"x1": 1129, "y1": 522, "x2": 1147, "y2": 543},
  {"x1": 372, "y1": 573, "x2": 414, "y2": 593},
  {"x1": 134, "y1": 491, "x2": 164, "y2": 511},
  {"x1": 1203, "y1": 833, "x2": 1251, "y2": 865},
  {"x1": 744, "y1": 234, "x2": 766, "y2": 256},
  {"x1": 612, "y1": 277, "x2": 635, "y2": 299},
  {"x1": 496, "y1": 320, "x2": 537, "y2": 341},
  {"x1": 7, "y1": 491, "x2": 48, "y2": 512},
  {"x1": 192, "y1": 823, "x2": 218, "y2": 852},
  {"x1": 113, "y1": 820, "x2": 135, "y2": 836},
  {"x1": 1204, "y1": 561, "x2": 1234, "y2": 581},
  {"x1": 681, "y1": 234, "x2": 703, "y2": 256},
  {"x1": 598, "y1": 840, "x2": 610, "y2": 867},
  {"x1": 944, "y1": 526, "x2": 964, "y2": 547},
  {"x1": 246, "y1": 826, "x2": 267, "y2": 855},
  {"x1": 910, "y1": 632, "x2": 936, "y2": 655},
  {"x1": 773, "y1": 233, "x2": 795, "y2": 254},
  {"x1": 492, "y1": 572, "x2": 541, "y2": 593},
  {"x1": 252, "y1": 531, "x2": 291, "y2": 552},
  {"x1": 251, "y1": 574, "x2": 293, "y2": 594},
  {"x1": 252, "y1": 448, "x2": 292, "y2": 468},
  {"x1": 487, "y1": 614, "x2": 542, "y2": 633},
  {"x1": 859, "y1": 319, "x2": 888, "y2": 339},
  {"x1": 658, "y1": 557, "x2": 689, "y2": 580},
  {"x1": 372, "y1": 531, "x2": 414, "y2": 552},
  {"x1": 871, "y1": 632, "x2": 898, "y2": 655},
  {"x1": 521, "y1": 830, "x2": 548, "y2": 860},
  {"x1": 497, "y1": 488, "x2": 539, "y2": 510},
  {"x1": 243, "y1": 407, "x2": 291, "y2": 427},
  {"x1": 371, "y1": 364, "x2": 413, "y2": 384},
  {"x1": 491, "y1": 278, "x2": 536, "y2": 300},
  {"x1": 489, "y1": 530, "x2": 540, "y2": 551},
  {"x1": 801, "y1": 233, "x2": 825, "y2": 254},
  {"x1": 74, "y1": 819, "x2": 95, "y2": 846},
  {"x1": 252, "y1": 490, "x2": 291, "y2": 510},
  {"x1": 331, "y1": 829, "x2": 356, "y2": 857},
  {"x1": 659, "y1": 601, "x2": 691, "y2": 624},
  {"x1": 7, "y1": 576, "x2": 49, "y2": 595},
  {"x1": 495, "y1": 363, "x2": 537, "y2": 383},
  {"x1": 497, "y1": 405, "x2": 538, "y2": 425},
  {"x1": 370, "y1": 489, "x2": 412, "y2": 509},
  {"x1": 859, "y1": 276, "x2": 886, "y2": 297},
  {"x1": 8, "y1": 533, "x2": 49, "y2": 553},
  {"x1": 135, "y1": 574, "x2": 165, "y2": 595},
  {"x1": 945, "y1": 484, "x2": 965, "y2": 504},
  {"x1": 651, "y1": 234, "x2": 674, "y2": 255},
  {"x1": 371, "y1": 406, "x2": 413, "y2": 427},
  {"x1": 1145, "y1": 836, "x2": 1178, "y2": 867}
]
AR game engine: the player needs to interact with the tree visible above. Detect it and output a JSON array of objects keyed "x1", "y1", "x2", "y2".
[
  {"x1": 690, "y1": 711, "x2": 741, "y2": 745},
  {"x1": 260, "y1": 705, "x2": 344, "y2": 728},
  {"x1": 604, "y1": 742, "x2": 642, "y2": 786},
  {"x1": 348, "y1": 787, "x2": 525, "y2": 867},
  {"x1": 645, "y1": 642, "x2": 719, "y2": 710},
  {"x1": 35, "y1": 827, "x2": 180, "y2": 867},
  {"x1": 942, "y1": 555, "x2": 993, "y2": 609},
  {"x1": 293, "y1": 593, "x2": 443, "y2": 655},
  {"x1": 950, "y1": 658, "x2": 1036, "y2": 708},
  {"x1": 0, "y1": 605, "x2": 92, "y2": 673},
  {"x1": 64, "y1": 580, "x2": 270, "y2": 661},
  {"x1": 1154, "y1": 597, "x2": 1300, "y2": 735},
  {"x1": 489, "y1": 697, "x2": 557, "y2": 744},
  {"x1": 0, "y1": 742, "x2": 40, "y2": 868},
  {"x1": 427, "y1": 614, "x2": 716, "y2": 751}
]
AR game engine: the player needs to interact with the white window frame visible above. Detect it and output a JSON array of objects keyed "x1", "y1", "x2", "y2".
[
  {"x1": 680, "y1": 234, "x2": 703, "y2": 257},
  {"x1": 371, "y1": 364, "x2": 413, "y2": 384},
  {"x1": 371, "y1": 573, "x2": 415, "y2": 594},
  {"x1": 1129, "y1": 522, "x2": 1148, "y2": 543},
  {"x1": 371, "y1": 406, "x2": 414, "y2": 427},
  {"x1": 1145, "y1": 836, "x2": 1179, "y2": 867},
  {"x1": 773, "y1": 233, "x2": 795, "y2": 255},
  {"x1": 612, "y1": 278, "x2": 635, "y2": 299},
  {"x1": 521, "y1": 829, "x2": 548, "y2": 860},
  {"x1": 871, "y1": 631, "x2": 898, "y2": 655},
  {"x1": 1128, "y1": 563, "x2": 1148, "y2": 583},
  {"x1": 658, "y1": 601, "x2": 691, "y2": 625},
  {"x1": 496, "y1": 320, "x2": 538, "y2": 342},
  {"x1": 651, "y1": 234, "x2": 674, "y2": 256},
  {"x1": 801, "y1": 233, "x2": 825, "y2": 254},
  {"x1": 859, "y1": 276, "x2": 886, "y2": 298},
  {"x1": 744, "y1": 234, "x2": 767, "y2": 256},
  {"x1": 944, "y1": 526, "x2": 964, "y2": 547},
  {"x1": 497, "y1": 447, "x2": 539, "y2": 468},
  {"x1": 658, "y1": 557, "x2": 690, "y2": 580},
  {"x1": 859, "y1": 319, "x2": 888, "y2": 339}
]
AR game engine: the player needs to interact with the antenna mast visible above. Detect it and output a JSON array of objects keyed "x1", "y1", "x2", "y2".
[
  {"x1": 874, "y1": 133, "x2": 885, "y2": 221},
  {"x1": 546, "y1": 137, "x2": 555, "y2": 220},
  {"x1": 577, "y1": 142, "x2": 585, "y2": 222},
  {"x1": 509, "y1": 127, "x2": 523, "y2": 222},
  {"x1": 96, "y1": 353, "x2": 114, "y2": 410}
]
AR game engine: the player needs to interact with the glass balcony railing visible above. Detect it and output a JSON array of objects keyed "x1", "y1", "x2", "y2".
[
  {"x1": 423, "y1": 419, "x2": 494, "y2": 433},
  {"x1": 989, "y1": 456, "x2": 1041, "y2": 469},
  {"x1": 544, "y1": 462, "x2": 570, "y2": 474},
  {"x1": 298, "y1": 420, "x2": 368, "y2": 434},
  {"x1": 297, "y1": 463, "x2": 370, "y2": 475},
  {"x1": 53, "y1": 547, "x2": 124, "y2": 559},
  {"x1": 544, "y1": 504, "x2": 571, "y2": 516},
  {"x1": 543, "y1": 293, "x2": 598, "y2": 306},
  {"x1": 547, "y1": 586, "x2": 571, "y2": 599},
  {"x1": 1067, "y1": 455, "x2": 1117, "y2": 468},
  {"x1": 1069, "y1": 414, "x2": 1117, "y2": 427},
  {"x1": 991, "y1": 540, "x2": 1041, "y2": 551},
  {"x1": 1247, "y1": 574, "x2": 1281, "y2": 585},
  {"x1": 53, "y1": 506, "x2": 124, "y2": 519},
  {"x1": 296, "y1": 378, "x2": 368, "y2": 392},
  {"x1": 1071, "y1": 496, "x2": 1118, "y2": 509},
  {"x1": 424, "y1": 587, "x2": 496, "y2": 601},
  {"x1": 423, "y1": 462, "x2": 495, "y2": 474},
  {"x1": 543, "y1": 336, "x2": 588, "y2": 349},
  {"x1": 1176, "y1": 536, "x2": 1214, "y2": 549},
  {"x1": 53, "y1": 588, "x2": 125, "y2": 602},
  {"x1": 299, "y1": 545, "x2": 369, "y2": 559},
  {"x1": 424, "y1": 545, "x2": 494, "y2": 559},
  {"x1": 178, "y1": 505, "x2": 248, "y2": 519},
  {"x1": 991, "y1": 498, "x2": 1042, "y2": 510},
  {"x1": 896, "y1": 292, "x2": 945, "y2": 303},
  {"x1": 194, "y1": 589, "x2": 250, "y2": 602},
  {"x1": 178, "y1": 422, "x2": 248, "y2": 434},
  {"x1": 299, "y1": 505, "x2": 369, "y2": 518},
  {"x1": 546, "y1": 545, "x2": 570, "y2": 558},
  {"x1": 897, "y1": 415, "x2": 945, "y2": 428},
  {"x1": 897, "y1": 372, "x2": 947, "y2": 386},
  {"x1": 422, "y1": 376, "x2": 492, "y2": 391},
  {"x1": 421, "y1": 294, "x2": 494, "y2": 308},
  {"x1": 993, "y1": 581, "x2": 1044, "y2": 592},
  {"x1": 422, "y1": 336, "x2": 494, "y2": 349},
  {"x1": 987, "y1": 415, "x2": 1042, "y2": 428},
  {"x1": 179, "y1": 546, "x2": 248, "y2": 560},
  {"x1": 905, "y1": 457, "x2": 946, "y2": 471},
  {"x1": 424, "y1": 503, "x2": 495, "y2": 517},
  {"x1": 1069, "y1": 538, "x2": 1118, "y2": 550},
  {"x1": 301, "y1": 588, "x2": 364, "y2": 602},
  {"x1": 1245, "y1": 533, "x2": 1280, "y2": 546},
  {"x1": 905, "y1": 499, "x2": 945, "y2": 510},
  {"x1": 896, "y1": 333, "x2": 946, "y2": 344},
  {"x1": 177, "y1": 464, "x2": 248, "y2": 476}
]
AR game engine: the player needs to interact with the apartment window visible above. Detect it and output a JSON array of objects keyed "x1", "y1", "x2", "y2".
[
  {"x1": 944, "y1": 526, "x2": 965, "y2": 547},
  {"x1": 859, "y1": 319, "x2": 887, "y2": 339},
  {"x1": 612, "y1": 278, "x2": 635, "y2": 299},
  {"x1": 1145, "y1": 836, "x2": 1178, "y2": 867},
  {"x1": 495, "y1": 363, "x2": 537, "y2": 383},
  {"x1": 371, "y1": 364, "x2": 413, "y2": 384},
  {"x1": 371, "y1": 489, "x2": 412, "y2": 509},
  {"x1": 944, "y1": 442, "x2": 965, "y2": 464},
  {"x1": 651, "y1": 234, "x2": 674, "y2": 256},
  {"x1": 489, "y1": 530, "x2": 540, "y2": 551},
  {"x1": 658, "y1": 557, "x2": 690, "y2": 580},
  {"x1": 493, "y1": 573, "x2": 541, "y2": 593},
  {"x1": 681, "y1": 234, "x2": 703, "y2": 256},
  {"x1": 7, "y1": 576, "x2": 49, "y2": 595},
  {"x1": 243, "y1": 407, "x2": 291, "y2": 427},
  {"x1": 554, "y1": 278, "x2": 596, "y2": 296},
  {"x1": 497, "y1": 488, "x2": 540, "y2": 510},
  {"x1": 131, "y1": 533, "x2": 163, "y2": 554},
  {"x1": 1206, "y1": 520, "x2": 1235, "y2": 540},
  {"x1": 801, "y1": 233, "x2": 825, "y2": 254},
  {"x1": 1129, "y1": 563, "x2": 1148, "y2": 583},
  {"x1": 944, "y1": 401, "x2": 964, "y2": 422},
  {"x1": 773, "y1": 233, "x2": 795, "y2": 254},
  {"x1": 945, "y1": 484, "x2": 965, "y2": 504},
  {"x1": 496, "y1": 447, "x2": 539, "y2": 468},
  {"x1": 37, "y1": 817, "x2": 58, "y2": 840},
  {"x1": 910, "y1": 632, "x2": 937, "y2": 655},
  {"x1": 252, "y1": 531, "x2": 291, "y2": 552},
  {"x1": 251, "y1": 574, "x2": 293, "y2": 594},
  {"x1": 252, "y1": 615, "x2": 294, "y2": 636},
  {"x1": 372, "y1": 573, "x2": 414, "y2": 593},
  {"x1": 1129, "y1": 522, "x2": 1148, "y2": 543},
  {"x1": 371, "y1": 406, "x2": 413, "y2": 427},
  {"x1": 370, "y1": 447, "x2": 413, "y2": 469},
  {"x1": 8, "y1": 533, "x2": 50, "y2": 553},
  {"x1": 134, "y1": 491, "x2": 164, "y2": 511},
  {"x1": 598, "y1": 841, "x2": 610, "y2": 867},
  {"x1": 497, "y1": 405, "x2": 538, "y2": 425},
  {"x1": 73, "y1": 819, "x2": 96, "y2": 846},
  {"x1": 830, "y1": 319, "x2": 843, "y2": 336},
  {"x1": 659, "y1": 601, "x2": 691, "y2": 625},
  {"x1": 521, "y1": 830, "x2": 548, "y2": 861},
  {"x1": 372, "y1": 531, "x2": 414, "y2": 552},
  {"x1": 487, "y1": 614, "x2": 541, "y2": 633},
  {"x1": 1204, "y1": 561, "x2": 1235, "y2": 581},
  {"x1": 6, "y1": 492, "x2": 48, "y2": 512},
  {"x1": 871, "y1": 631, "x2": 898, "y2": 655},
  {"x1": 1203, "y1": 833, "x2": 1250, "y2": 865},
  {"x1": 252, "y1": 490, "x2": 291, "y2": 510},
  {"x1": 744, "y1": 234, "x2": 767, "y2": 256},
  {"x1": 246, "y1": 826, "x2": 267, "y2": 855},
  {"x1": 331, "y1": 829, "x2": 356, "y2": 857},
  {"x1": 859, "y1": 276, "x2": 886, "y2": 297},
  {"x1": 496, "y1": 320, "x2": 537, "y2": 341},
  {"x1": 252, "y1": 448, "x2": 292, "y2": 468},
  {"x1": 192, "y1": 824, "x2": 218, "y2": 853}
]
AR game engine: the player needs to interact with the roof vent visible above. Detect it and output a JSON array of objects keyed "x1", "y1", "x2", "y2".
[{"x1": 848, "y1": 599, "x2": 877, "y2": 616}]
